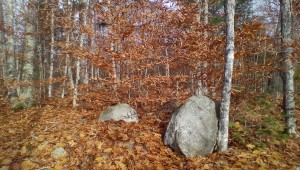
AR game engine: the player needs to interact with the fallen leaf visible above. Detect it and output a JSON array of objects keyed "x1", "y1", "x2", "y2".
[
  {"x1": 68, "y1": 140, "x2": 76, "y2": 147},
  {"x1": 1, "y1": 158, "x2": 12, "y2": 165},
  {"x1": 114, "y1": 160, "x2": 127, "y2": 169},
  {"x1": 96, "y1": 141, "x2": 104, "y2": 150},
  {"x1": 21, "y1": 160, "x2": 38, "y2": 170},
  {"x1": 246, "y1": 144, "x2": 255, "y2": 150},
  {"x1": 104, "y1": 148, "x2": 112, "y2": 153},
  {"x1": 53, "y1": 164, "x2": 64, "y2": 170}
]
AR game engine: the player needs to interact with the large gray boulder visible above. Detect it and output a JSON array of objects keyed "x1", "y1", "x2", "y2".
[
  {"x1": 99, "y1": 103, "x2": 138, "y2": 123},
  {"x1": 164, "y1": 95, "x2": 219, "y2": 157}
]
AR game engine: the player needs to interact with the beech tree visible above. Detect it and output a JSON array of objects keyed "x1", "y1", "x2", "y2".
[
  {"x1": 5, "y1": 0, "x2": 15, "y2": 97},
  {"x1": 19, "y1": 0, "x2": 37, "y2": 102},
  {"x1": 218, "y1": 0, "x2": 236, "y2": 151},
  {"x1": 0, "y1": 0, "x2": 292, "y2": 119},
  {"x1": 280, "y1": 0, "x2": 296, "y2": 135}
]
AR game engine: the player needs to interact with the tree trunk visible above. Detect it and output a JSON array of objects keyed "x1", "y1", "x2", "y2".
[
  {"x1": 20, "y1": 0, "x2": 36, "y2": 101},
  {"x1": 203, "y1": 0, "x2": 208, "y2": 25},
  {"x1": 80, "y1": 0, "x2": 90, "y2": 85},
  {"x1": 62, "y1": 0, "x2": 71, "y2": 98},
  {"x1": 61, "y1": 33, "x2": 70, "y2": 98},
  {"x1": 49, "y1": 1, "x2": 55, "y2": 97},
  {"x1": 218, "y1": 0, "x2": 235, "y2": 151},
  {"x1": 0, "y1": 0, "x2": 5, "y2": 79},
  {"x1": 5, "y1": 0, "x2": 16, "y2": 96},
  {"x1": 73, "y1": 57, "x2": 80, "y2": 107},
  {"x1": 280, "y1": 0, "x2": 296, "y2": 135}
]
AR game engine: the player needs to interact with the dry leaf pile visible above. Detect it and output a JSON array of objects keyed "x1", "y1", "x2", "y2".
[{"x1": 0, "y1": 99, "x2": 299, "y2": 169}]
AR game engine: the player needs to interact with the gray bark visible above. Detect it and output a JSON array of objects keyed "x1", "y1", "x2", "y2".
[
  {"x1": 80, "y1": 0, "x2": 89, "y2": 85},
  {"x1": 218, "y1": 0, "x2": 235, "y2": 151},
  {"x1": 61, "y1": 34, "x2": 69, "y2": 98},
  {"x1": 20, "y1": 0, "x2": 36, "y2": 101},
  {"x1": 73, "y1": 57, "x2": 80, "y2": 107},
  {"x1": 0, "y1": 0, "x2": 5, "y2": 79},
  {"x1": 203, "y1": 0, "x2": 208, "y2": 25},
  {"x1": 73, "y1": 0, "x2": 89, "y2": 107},
  {"x1": 5, "y1": 0, "x2": 15, "y2": 94},
  {"x1": 62, "y1": 0, "x2": 71, "y2": 98},
  {"x1": 280, "y1": 0, "x2": 296, "y2": 135}
]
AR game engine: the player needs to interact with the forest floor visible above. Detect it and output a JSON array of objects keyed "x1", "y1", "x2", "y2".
[{"x1": 0, "y1": 94, "x2": 299, "y2": 170}]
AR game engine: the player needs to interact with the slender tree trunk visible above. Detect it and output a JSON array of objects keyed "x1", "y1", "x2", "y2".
[
  {"x1": 195, "y1": 0, "x2": 202, "y2": 23},
  {"x1": 280, "y1": 0, "x2": 296, "y2": 135},
  {"x1": 165, "y1": 48, "x2": 170, "y2": 78},
  {"x1": 49, "y1": 1, "x2": 55, "y2": 97},
  {"x1": 61, "y1": 33, "x2": 70, "y2": 98},
  {"x1": 203, "y1": 0, "x2": 208, "y2": 25},
  {"x1": 73, "y1": 0, "x2": 89, "y2": 107},
  {"x1": 0, "y1": 0, "x2": 5, "y2": 79},
  {"x1": 81, "y1": 0, "x2": 89, "y2": 85},
  {"x1": 73, "y1": 8, "x2": 80, "y2": 107},
  {"x1": 62, "y1": 0, "x2": 71, "y2": 98},
  {"x1": 5, "y1": 0, "x2": 15, "y2": 96},
  {"x1": 73, "y1": 57, "x2": 80, "y2": 107},
  {"x1": 218, "y1": 0, "x2": 235, "y2": 151}
]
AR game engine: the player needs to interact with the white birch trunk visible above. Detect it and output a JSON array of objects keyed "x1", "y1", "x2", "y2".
[
  {"x1": 280, "y1": 0, "x2": 296, "y2": 135},
  {"x1": 218, "y1": 0, "x2": 235, "y2": 151},
  {"x1": 73, "y1": 57, "x2": 80, "y2": 107},
  {"x1": 111, "y1": 43, "x2": 118, "y2": 90},
  {"x1": 81, "y1": 0, "x2": 89, "y2": 85},
  {"x1": 49, "y1": 3, "x2": 54, "y2": 97}
]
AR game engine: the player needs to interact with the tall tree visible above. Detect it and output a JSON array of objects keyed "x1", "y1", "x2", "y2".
[
  {"x1": 5, "y1": 0, "x2": 15, "y2": 96},
  {"x1": 20, "y1": 0, "x2": 37, "y2": 101},
  {"x1": 0, "y1": 0, "x2": 5, "y2": 79},
  {"x1": 280, "y1": 0, "x2": 296, "y2": 135},
  {"x1": 218, "y1": 0, "x2": 236, "y2": 151},
  {"x1": 48, "y1": 0, "x2": 55, "y2": 97}
]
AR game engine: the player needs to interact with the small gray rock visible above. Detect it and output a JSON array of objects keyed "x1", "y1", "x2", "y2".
[
  {"x1": 51, "y1": 147, "x2": 67, "y2": 159},
  {"x1": 99, "y1": 104, "x2": 138, "y2": 123},
  {"x1": 164, "y1": 95, "x2": 219, "y2": 157}
]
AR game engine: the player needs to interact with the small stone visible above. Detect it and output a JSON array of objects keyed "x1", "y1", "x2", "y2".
[
  {"x1": 51, "y1": 147, "x2": 67, "y2": 159},
  {"x1": 99, "y1": 103, "x2": 138, "y2": 123}
]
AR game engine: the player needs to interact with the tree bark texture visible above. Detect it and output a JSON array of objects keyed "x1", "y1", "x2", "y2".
[
  {"x1": 21, "y1": 0, "x2": 36, "y2": 100},
  {"x1": 49, "y1": 2, "x2": 55, "y2": 97},
  {"x1": 280, "y1": 0, "x2": 296, "y2": 135},
  {"x1": 0, "y1": 0, "x2": 5, "y2": 79},
  {"x1": 218, "y1": 0, "x2": 235, "y2": 151},
  {"x1": 5, "y1": 0, "x2": 15, "y2": 93}
]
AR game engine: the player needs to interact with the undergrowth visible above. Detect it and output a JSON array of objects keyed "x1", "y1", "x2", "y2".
[{"x1": 230, "y1": 93, "x2": 292, "y2": 150}]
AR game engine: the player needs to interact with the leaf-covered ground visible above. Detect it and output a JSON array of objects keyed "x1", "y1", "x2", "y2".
[{"x1": 0, "y1": 96, "x2": 299, "y2": 170}]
